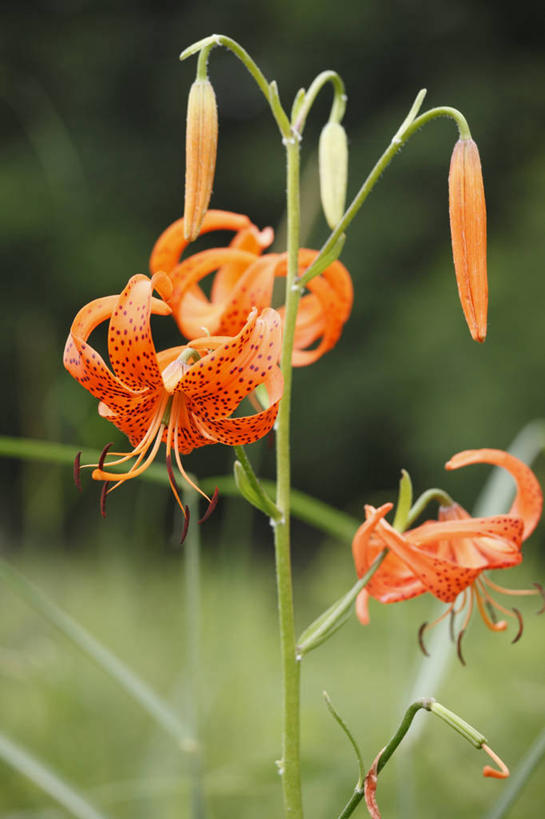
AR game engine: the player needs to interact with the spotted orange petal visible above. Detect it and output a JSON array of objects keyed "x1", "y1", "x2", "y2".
[
  {"x1": 378, "y1": 515, "x2": 523, "y2": 602},
  {"x1": 107, "y1": 275, "x2": 169, "y2": 390},
  {"x1": 178, "y1": 308, "x2": 282, "y2": 420},
  {"x1": 149, "y1": 210, "x2": 254, "y2": 275},
  {"x1": 445, "y1": 448, "x2": 543, "y2": 539},
  {"x1": 210, "y1": 224, "x2": 274, "y2": 302},
  {"x1": 192, "y1": 366, "x2": 283, "y2": 447},
  {"x1": 352, "y1": 504, "x2": 428, "y2": 606},
  {"x1": 64, "y1": 294, "x2": 165, "y2": 412},
  {"x1": 275, "y1": 249, "x2": 353, "y2": 366}
]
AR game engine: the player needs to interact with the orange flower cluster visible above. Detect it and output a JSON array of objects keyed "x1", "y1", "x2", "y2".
[
  {"x1": 352, "y1": 449, "x2": 544, "y2": 659},
  {"x1": 64, "y1": 210, "x2": 353, "y2": 529}
]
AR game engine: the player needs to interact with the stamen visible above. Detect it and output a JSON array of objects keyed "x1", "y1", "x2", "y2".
[
  {"x1": 456, "y1": 629, "x2": 466, "y2": 666},
  {"x1": 511, "y1": 608, "x2": 524, "y2": 643},
  {"x1": 482, "y1": 743, "x2": 509, "y2": 779},
  {"x1": 166, "y1": 453, "x2": 185, "y2": 512},
  {"x1": 199, "y1": 486, "x2": 219, "y2": 524},
  {"x1": 98, "y1": 442, "x2": 114, "y2": 470},
  {"x1": 533, "y1": 582, "x2": 545, "y2": 615},
  {"x1": 474, "y1": 580, "x2": 508, "y2": 633},
  {"x1": 73, "y1": 451, "x2": 82, "y2": 491},
  {"x1": 483, "y1": 576, "x2": 540, "y2": 598},
  {"x1": 173, "y1": 412, "x2": 211, "y2": 502},
  {"x1": 417, "y1": 622, "x2": 430, "y2": 657},
  {"x1": 180, "y1": 505, "x2": 190, "y2": 545},
  {"x1": 93, "y1": 425, "x2": 165, "y2": 482},
  {"x1": 100, "y1": 482, "x2": 108, "y2": 519}
]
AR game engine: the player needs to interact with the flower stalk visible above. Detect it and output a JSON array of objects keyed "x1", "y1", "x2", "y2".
[{"x1": 273, "y1": 132, "x2": 304, "y2": 817}]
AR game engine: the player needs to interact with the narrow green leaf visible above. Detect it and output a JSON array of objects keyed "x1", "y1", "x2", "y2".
[
  {"x1": 297, "y1": 549, "x2": 387, "y2": 655},
  {"x1": 0, "y1": 732, "x2": 107, "y2": 819},
  {"x1": 0, "y1": 560, "x2": 195, "y2": 753},
  {"x1": 0, "y1": 436, "x2": 358, "y2": 541}
]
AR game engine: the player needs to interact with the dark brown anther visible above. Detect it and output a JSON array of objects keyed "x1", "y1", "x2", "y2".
[
  {"x1": 511, "y1": 608, "x2": 524, "y2": 643},
  {"x1": 533, "y1": 582, "x2": 545, "y2": 615},
  {"x1": 73, "y1": 451, "x2": 82, "y2": 491},
  {"x1": 100, "y1": 482, "x2": 108, "y2": 519},
  {"x1": 180, "y1": 505, "x2": 191, "y2": 545},
  {"x1": 198, "y1": 486, "x2": 219, "y2": 524},
  {"x1": 456, "y1": 629, "x2": 467, "y2": 666},
  {"x1": 98, "y1": 442, "x2": 114, "y2": 471},
  {"x1": 417, "y1": 622, "x2": 430, "y2": 657}
]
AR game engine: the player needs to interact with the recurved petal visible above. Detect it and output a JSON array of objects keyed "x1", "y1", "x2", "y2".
[
  {"x1": 376, "y1": 520, "x2": 483, "y2": 602},
  {"x1": 149, "y1": 210, "x2": 253, "y2": 275},
  {"x1": 178, "y1": 308, "x2": 283, "y2": 420},
  {"x1": 215, "y1": 255, "x2": 277, "y2": 337},
  {"x1": 107, "y1": 275, "x2": 168, "y2": 390},
  {"x1": 191, "y1": 367, "x2": 283, "y2": 447},
  {"x1": 352, "y1": 504, "x2": 428, "y2": 604},
  {"x1": 210, "y1": 223, "x2": 274, "y2": 302},
  {"x1": 445, "y1": 448, "x2": 543, "y2": 539},
  {"x1": 379, "y1": 514, "x2": 523, "y2": 602},
  {"x1": 64, "y1": 295, "x2": 146, "y2": 411},
  {"x1": 351, "y1": 503, "x2": 394, "y2": 576},
  {"x1": 168, "y1": 248, "x2": 259, "y2": 332},
  {"x1": 275, "y1": 249, "x2": 353, "y2": 366}
]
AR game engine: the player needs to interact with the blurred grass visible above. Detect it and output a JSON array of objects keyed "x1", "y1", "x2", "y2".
[{"x1": 1, "y1": 535, "x2": 544, "y2": 817}]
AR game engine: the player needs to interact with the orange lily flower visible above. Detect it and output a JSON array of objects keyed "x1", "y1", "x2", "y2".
[
  {"x1": 63, "y1": 271, "x2": 283, "y2": 532},
  {"x1": 149, "y1": 209, "x2": 353, "y2": 366},
  {"x1": 352, "y1": 449, "x2": 544, "y2": 660}
]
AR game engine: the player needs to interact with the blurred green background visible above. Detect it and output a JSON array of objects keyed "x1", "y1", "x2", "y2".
[{"x1": 1, "y1": 0, "x2": 544, "y2": 816}]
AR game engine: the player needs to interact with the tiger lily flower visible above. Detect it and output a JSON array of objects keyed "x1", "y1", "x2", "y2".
[
  {"x1": 63, "y1": 271, "x2": 283, "y2": 532},
  {"x1": 352, "y1": 449, "x2": 543, "y2": 660},
  {"x1": 149, "y1": 209, "x2": 353, "y2": 366}
]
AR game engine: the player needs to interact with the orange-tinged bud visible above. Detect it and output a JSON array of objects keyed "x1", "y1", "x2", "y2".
[
  {"x1": 319, "y1": 121, "x2": 348, "y2": 228},
  {"x1": 448, "y1": 138, "x2": 487, "y2": 342},
  {"x1": 184, "y1": 78, "x2": 218, "y2": 241}
]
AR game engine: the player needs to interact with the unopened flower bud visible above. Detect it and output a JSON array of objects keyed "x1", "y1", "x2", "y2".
[
  {"x1": 184, "y1": 78, "x2": 218, "y2": 241},
  {"x1": 319, "y1": 121, "x2": 348, "y2": 229},
  {"x1": 448, "y1": 138, "x2": 487, "y2": 343}
]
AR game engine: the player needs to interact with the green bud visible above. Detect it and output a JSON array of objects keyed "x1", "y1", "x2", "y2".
[{"x1": 319, "y1": 121, "x2": 348, "y2": 229}]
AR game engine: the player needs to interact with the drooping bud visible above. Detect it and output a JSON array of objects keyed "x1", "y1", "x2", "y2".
[
  {"x1": 319, "y1": 121, "x2": 348, "y2": 229},
  {"x1": 448, "y1": 138, "x2": 487, "y2": 342},
  {"x1": 184, "y1": 78, "x2": 218, "y2": 241}
]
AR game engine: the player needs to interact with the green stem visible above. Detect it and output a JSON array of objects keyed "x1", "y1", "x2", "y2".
[
  {"x1": 274, "y1": 136, "x2": 303, "y2": 816},
  {"x1": 180, "y1": 35, "x2": 291, "y2": 138},
  {"x1": 405, "y1": 488, "x2": 454, "y2": 527},
  {"x1": 184, "y1": 488, "x2": 205, "y2": 817},
  {"x1": 337, "y1": 787, "x2": 365, "y2": 819},
  {"x1": 293, "y1": 70, "x2": 346, "y2": 134},
  {"x1": 196, "y1": 46, "x2": 211, "y2": 81},
  {"x1": 377, "y1": 699, "x2": 433, "y2": 774},
  {"x1": 298, "y1": 96, "x2": 470, "y2": 288},
  {"x1": 335, "y1": 699, "x2": 431, "y2": 819}
]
